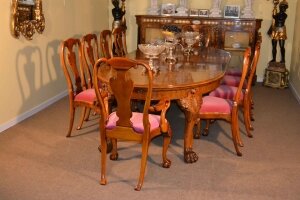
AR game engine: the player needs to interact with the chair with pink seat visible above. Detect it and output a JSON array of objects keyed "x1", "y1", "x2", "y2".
[
  {"x1": 225, "y1": 68, "x2": 243, "y2": 76},
  {"x1": 60, "y1": 38, "x2": 99, "y2": 137},
  {"x1": 208, "y1": 37, "x2": 262, "y2": 138},
  {"x1": 81, "y1": 33, "x2": 100, "y2": 87},
  {"x1": 93, "y1": 57, "x2": 172, "y2": 191},
  {"x1": 194, "y1": 48, "x2": 251, "y2": 156},
  {"x1": 100, "y1": 30, "x2": 114, "y2": 59},
  {"x1": 223, "y1": 32, "x2": 262, "y2": 87},
  {"x1": 112, "y1": 27, "x2": 128, "y2": 56},
  {"x1": 221, "y1": 74, "x2": 248, "y2": 88}
]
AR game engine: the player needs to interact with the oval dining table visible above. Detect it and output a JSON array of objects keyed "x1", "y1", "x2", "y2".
[{"x1": 99, "y1": 47, "x2": 231, "y2": 163}]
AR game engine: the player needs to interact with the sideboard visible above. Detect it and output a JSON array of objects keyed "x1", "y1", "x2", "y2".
[
  {"x1": 135, "y1": 15, "x2": 262, "y2": 81},
  {"x1": 135, "y1": 15, "x2": 262, "y2": 51}
]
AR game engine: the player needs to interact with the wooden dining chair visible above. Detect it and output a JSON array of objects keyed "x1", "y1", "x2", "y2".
[
  {"x1": 81, "y1": 33, "x2": 100, "y2": 88},
  {"x1": 208, "y1": 41, "x2": 261, "y2": 141},
  {"x1": 80, "y1": 33, "x2": 104, "y2": 123},
  {"x1": 60, "y1": 38, "x2": 99, "y2": 137},
  {"x1": 100, "y1": 30, "x2": 113, "y2": 59},
  {"x1": 218, "y1": 34, "x2": 262, "y2": 123},
  {"x1": 194, "y1": 48, "x2": 251, "y2": 156},
  {"x1": 100, "y1": 27, "x2": 129, "y2": 58},
  {"x1": 223, "y1": 33, "x2": 262, "y2": 82},
  {"x1": 112, "y1": 27, "x2": 128, "y2": 56},
  {"x1": 93, "y1": 57, "x2": 173, "y2": 191}
]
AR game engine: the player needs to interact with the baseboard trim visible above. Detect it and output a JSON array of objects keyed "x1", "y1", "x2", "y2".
[
  {"x1": 289, "y1": 81, "x2": 300, "y2": 104},
  {"x1": 0, "y1": 90, "x2": 68, "y2": 133},
  {"x1": 256, "y1": 77, "x2": 263, "y2": 83}
]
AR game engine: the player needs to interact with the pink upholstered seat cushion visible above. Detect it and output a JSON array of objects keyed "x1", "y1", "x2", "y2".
[
  {"x1": 106, "y1": 112, "x2": 160, "y2": 133},
  {"x1": 209, "y1": 85, "x2": 244, "y2": 101},
  {"x1": 200, "y1": 96, "x2": 232, "y2": 114},
  {"x1": 225, "y1": 68, "x2": 242, "y2": 76},
  {"x1": 74, "y1": 89, "x2": 96, "y2": 103},
  {"x1": 221, "y1": 75, "x2": 247, "y2": 88}
]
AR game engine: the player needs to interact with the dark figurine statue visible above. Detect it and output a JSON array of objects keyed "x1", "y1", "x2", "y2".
[
  {"x1": 112, "y1": 0, "x2": 124, "y2": 21},
  {"x1": 268, "y1": 0, "x2": 288, "y2": 63}
]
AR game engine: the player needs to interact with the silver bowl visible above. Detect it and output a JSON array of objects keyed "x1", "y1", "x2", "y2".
[
  {"x1": 182, "y1": 31, "x2": 200, "y2": 46},
  {"x1": 138, "y1": 44, "x2": 166, "y2": 58}
]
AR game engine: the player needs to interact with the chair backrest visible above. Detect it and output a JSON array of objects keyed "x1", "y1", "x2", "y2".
[
  {"x1": 100, "y1": 30, "x2": 113, "y2": 59},
  {"x1": 112, "y1": 27, "x2": 128, "y2": 56},
  {"x1": 81, "y1": 33, "x2": 99, "y2": 88},
  {"x1": 181, "y1": 24, "x2": 220, "y2": 48},
  {"x1": 60, "y1": 38, "x2": 89, "y2": 97},
  {"x1": 234, "y1": 47, "x2": 251, "y2": 104},
  {"x1": 93, "y1": 57, "x2": 153, "y2": 135},
  {"x1": 246, "y1": 32, "x2": 262, "y2": 92}
]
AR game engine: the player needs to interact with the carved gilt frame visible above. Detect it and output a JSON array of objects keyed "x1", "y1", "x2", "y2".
[{"x1": 11, "y1": 0, "x2": 45, "y2": 40}]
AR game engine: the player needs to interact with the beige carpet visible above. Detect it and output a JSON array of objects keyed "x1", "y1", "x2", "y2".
[{"x1": 1, "y1": 84, "x2": 300, "y2": 200}]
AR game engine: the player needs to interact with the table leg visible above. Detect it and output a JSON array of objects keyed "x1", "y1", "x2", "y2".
[{"x1": 178, "y1": 89, "x2": 202, "y2": 163}]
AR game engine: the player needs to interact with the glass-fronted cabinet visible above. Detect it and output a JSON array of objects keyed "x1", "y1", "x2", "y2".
[{"x1": 135, "y1": 15, "x2": 262, "y2": 81}]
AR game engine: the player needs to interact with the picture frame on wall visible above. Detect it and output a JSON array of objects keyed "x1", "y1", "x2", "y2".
[
  {"x1": 224, "y1": 5, "x2": 240, "y2": 18},
  {"x1": 199, "y1": 9, "x2": 209, "y2": 17},
  {"x1": 189, "y1": 8, "x2": 199, "y2": 16},
  {"x1": 161, "y1": 3, "x2": 176, "y2": 16}
]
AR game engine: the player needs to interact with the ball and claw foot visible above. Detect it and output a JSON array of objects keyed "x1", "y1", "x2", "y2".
[
  {"x1": 184, "y1": 148, "x2": 198, "y2": 163},
  {"x1": 110, "y1": 152, "x2": 119, "y2": 160},
  {"x1": 202, "y1": 129, "x2": 209, "y2": 136},
  {"x1": 193, "y1": 131, "x2": 201, "y2": 139},
  {"x1": 98, "y1": 140, "x2": 113, "y2": 154},
  {"x1": 162, "y1": 159, "x2": 171, "y2": 168},
  {"x1": 247, "y1": 132, "x2": 253, "y2": 138},
  {"x1": 250, "y1": 114, "x2": 255, "y2": 121}
]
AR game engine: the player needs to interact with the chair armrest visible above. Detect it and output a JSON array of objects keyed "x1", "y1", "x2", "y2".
[
  {"x1": 149, "y1": 98, "x2": 171, "y2": 133},
  {"x1": 149, "y1": 98, "x2": 170, "y2": 112}
]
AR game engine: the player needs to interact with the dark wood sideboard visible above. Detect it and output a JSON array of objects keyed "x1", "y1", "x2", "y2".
[
  {"x1": 135, "y1": 15, "x2": 262, "y2": 50},
  {"x1": 135, "y1": 15, "x2": 262, "y2": 81}
]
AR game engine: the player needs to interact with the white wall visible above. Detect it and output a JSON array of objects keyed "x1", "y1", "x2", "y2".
[{"x1": 0, "y1": 0, "x2": 109, "y2": 131}]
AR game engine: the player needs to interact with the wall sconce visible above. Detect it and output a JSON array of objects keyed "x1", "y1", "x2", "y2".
[{"x1": 11, "y1": 0, "x2": 45, "y2": 40}]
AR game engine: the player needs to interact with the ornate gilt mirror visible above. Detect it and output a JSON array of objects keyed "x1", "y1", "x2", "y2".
[{"x1": 11, "y1": 0, "x2": 45, "y2": 40}]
